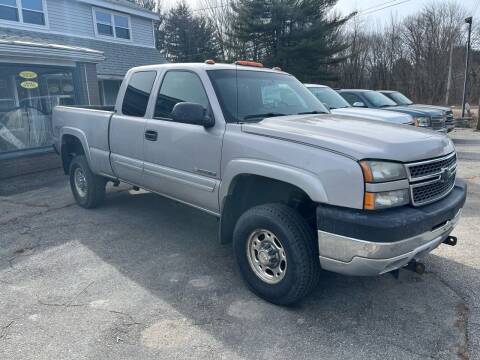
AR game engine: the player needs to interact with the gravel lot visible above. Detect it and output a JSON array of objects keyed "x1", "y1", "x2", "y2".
[{"x1": 0, "y1": 128, "x2": 479, "y2": 360}]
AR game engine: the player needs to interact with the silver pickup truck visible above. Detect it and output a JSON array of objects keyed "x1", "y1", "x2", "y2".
[{"x1": 52, "y1": 61, "x2": 467, "y2": 305}]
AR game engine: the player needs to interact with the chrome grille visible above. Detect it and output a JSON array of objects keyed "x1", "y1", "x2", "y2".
[
  {"x1": 411, "y1": 174, "x2": 455, "y2": 205},
  {"x1": 446, "y1": 111, "x2": 454, "y2": 125},
  {"x1": 406, "y1": 152, "x2": 457, "y2": 206},
  {"x1": 431, "y1": 115, "x2": 446, "y2": 130},
  {"x1": 408, "y1": 153, "x2": 456, "y2": 179}
]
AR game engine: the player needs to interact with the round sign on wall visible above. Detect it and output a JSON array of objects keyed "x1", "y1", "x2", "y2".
[
  {"x1": 19, "y1": 71, "x2": 38, "y2": 79},
  {"x1": 20, "y1": 81, "x2": 39, "y2": 89}
]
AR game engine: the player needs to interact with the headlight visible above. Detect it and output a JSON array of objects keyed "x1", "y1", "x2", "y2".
[
  {"x1": 364, "y1": 189, "x2": 410, "y2": 210},
  {"x1": 413, "y1": 116, "x2": 430, "y2": 127},
  {"x1": 359, "y1": 160, "x2": 407, "y2": 183}
]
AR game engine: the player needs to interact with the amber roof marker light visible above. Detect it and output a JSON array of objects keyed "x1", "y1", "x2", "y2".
[
  {"x1": 234, "y1": 60, "x2": 264, "y2": 68},
  {"x1": 205, "y1": 59, "x2": 215, "y2": 65}
]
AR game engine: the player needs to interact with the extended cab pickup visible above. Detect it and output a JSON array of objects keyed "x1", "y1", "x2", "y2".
[{"x1": 53, "y1": 62, "x2": 467, "y2": 305}]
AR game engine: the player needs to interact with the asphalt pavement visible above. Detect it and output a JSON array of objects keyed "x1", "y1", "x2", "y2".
[{"x1": 0, "y1": 128, "x2": 479, "y2": 360}]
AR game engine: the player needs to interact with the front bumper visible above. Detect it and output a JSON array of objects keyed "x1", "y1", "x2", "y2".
[{"x1": 316, "y1": 179, "x2": 466, "y2": 276}]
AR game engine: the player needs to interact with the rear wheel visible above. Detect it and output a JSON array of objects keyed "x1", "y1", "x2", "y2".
[
  {"x1": 69, "y1": 155, "x2": 106, "y2": 209},
  {"x1": 233, "y1": 203, "x2": 320, "y2": 305}
]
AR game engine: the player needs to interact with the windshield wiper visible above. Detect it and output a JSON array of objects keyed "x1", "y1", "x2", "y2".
[{"x1": 243, "y1": 112, "x2": 286, "y2": 121}]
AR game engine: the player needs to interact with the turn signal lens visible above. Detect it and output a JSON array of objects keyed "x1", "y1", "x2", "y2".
[
  {"x1": 364, "y1": 190, "x2": 410, "y2": 210},
  {"x1": 359, "y1": 161, "x2": 373, "y2": 182},
  {"x1": 364, "y1": 192, "x2": 376, "y2": 210},
  {"x1": 359, "y1": 160, "x2": 407, "y2": 183}
]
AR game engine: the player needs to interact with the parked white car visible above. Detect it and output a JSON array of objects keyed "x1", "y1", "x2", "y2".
[{"x1": 305, "y1": 84, "x2": 414, "y2": 125}]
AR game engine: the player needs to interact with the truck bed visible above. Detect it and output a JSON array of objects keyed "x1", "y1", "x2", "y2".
[
  {"x1": 52, "y1": 105, "x2": 115, "y2": 177},
  {"x1": 65, "y1": 105, "x2": 115, "y2": 112}
]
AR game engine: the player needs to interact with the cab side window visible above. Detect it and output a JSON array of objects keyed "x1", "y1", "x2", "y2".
[
  {"x1": 154, "y1": 71, "x2": 209, "y2": 119},
  {"x1": 341, "y1": 92, "x2": 362, "y2": 106},
  {"x1": 122, "y1": 71, "x2": 156, "y2": 117}
]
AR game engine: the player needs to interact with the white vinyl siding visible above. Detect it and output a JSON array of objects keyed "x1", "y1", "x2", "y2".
[{"x1": 1, "y1": 0, "x2": 156, "y2": 48}]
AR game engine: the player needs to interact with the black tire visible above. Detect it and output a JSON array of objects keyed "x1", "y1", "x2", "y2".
[
  {"x1": 233, "y1": 203, "x2": 320, "y2": 305},
  {"x1": 69, "y1": 155, "x2": 106, "y2": 209}
]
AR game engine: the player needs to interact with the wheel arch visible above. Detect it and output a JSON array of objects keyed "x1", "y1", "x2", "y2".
[
  {"x1": 218, "y1": 159, "x2": 327, "y2": 244},
  {"x1": 60, "y1": 128, "x2": 91, "y2": 174}
]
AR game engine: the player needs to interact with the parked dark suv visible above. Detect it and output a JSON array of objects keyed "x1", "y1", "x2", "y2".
[
  {"x1": 337, "y1": 89, "x2": 447, "y2": 133},
  {"x1": 379, "y1": 90, "x2": 455, "y2": 132}
]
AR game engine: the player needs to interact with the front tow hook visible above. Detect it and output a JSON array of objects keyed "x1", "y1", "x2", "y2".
[{"x1": 443, "y1": 236, "x2": 457, "y2": 246}]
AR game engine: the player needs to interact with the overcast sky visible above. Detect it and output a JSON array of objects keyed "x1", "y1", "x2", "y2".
[
  {"x1": 337, "y1": 0, "x2": 480, "y2": 19},
  {"x1": 162, "y1": 0, "x2": 479, "y2": 23}
]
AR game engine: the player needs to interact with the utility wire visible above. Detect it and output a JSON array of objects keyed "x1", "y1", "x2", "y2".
[
  {"x1": 190, "y1": 0, "x2": 414, "y2": 16},
  {"x1": 355, "y1": 0, "x2": 414, "y2": 17},
  {"x1": 355, "y1": 0, "x2": 409, "y2": 15}
]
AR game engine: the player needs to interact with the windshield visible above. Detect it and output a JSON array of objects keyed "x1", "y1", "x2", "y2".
[
  {"x1": 388, "y1": 91, "x2": 414, "y2": 105},
  {"x1": 363, "y1": 91, "x2": 397, "y2": 108},
  {"x1": 207, "y1": 69, "x2": 328, "y2": 122},
  {"x1": 307, "y1": 86, "x2": 350, "y2": 109}
]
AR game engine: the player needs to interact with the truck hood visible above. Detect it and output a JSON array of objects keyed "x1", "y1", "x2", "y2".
[
  {"x1": 385, "y1": 105, "x2": 443, "y2": 117},
  {"x1": 410, "y1": 104, "x2": 451, "y2": 113},
  {"x1": 330, "y1": 107, "x2": 412, "y2": 124},
  {"x1": 242, "y1": 114, "x2": 454, "y2": 162}
]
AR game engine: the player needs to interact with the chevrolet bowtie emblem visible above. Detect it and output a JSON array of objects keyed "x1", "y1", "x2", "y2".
[{"x1": 439, "y1": 167, "x2": 452, "y2": 183}]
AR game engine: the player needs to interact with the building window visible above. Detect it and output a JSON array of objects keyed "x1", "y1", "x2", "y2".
[
  {"x1": 0, "y1": 0, "x2": 46, "y2": 26},
  {"x1": 0, "y1": 0, "x2": 19, "y2": 22},
  {"x1": 21, "y1": 0, "x2": 45, "y2": 25},
  {"x1": 94, "y1": 9, "x2": 131, "y2": 40},
  {"x1": 0, "y1": 65, "x2": 77, "y2": 153}
]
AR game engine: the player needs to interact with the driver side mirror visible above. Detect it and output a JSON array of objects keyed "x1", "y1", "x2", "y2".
[
  {"x1": 352, "y1": 101, "x2": 366, "y2": 108},
  {"x1": 171, "y1": 102, "x2": 215, "y2": 128}
]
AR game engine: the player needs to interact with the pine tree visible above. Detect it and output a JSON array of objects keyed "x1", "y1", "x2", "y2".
[
  {"x1": 124, "y1": 0, "x2": 156, "y2": 11},
  {"x1": 230, "y1": 0, "x2": 351, "y2": 81},
  {"x1": 156, "y1": 3, "x2": 220, "y2": 63}
]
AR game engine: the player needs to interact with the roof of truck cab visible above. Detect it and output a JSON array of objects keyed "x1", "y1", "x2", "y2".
[
  {"x1": 131, "y1": 62, "x2": 289, "y2": 74},
  {"x1": 378, "y1": 90, "x2": 396, "y2": 93}
]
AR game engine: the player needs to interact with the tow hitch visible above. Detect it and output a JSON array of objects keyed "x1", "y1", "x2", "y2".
[
  {"x1": 405, "y1": 260, "x2": 425, "y2": 275},
  {"x1": 443, "y1": 235, "x2": 457, "y2": 246},
  {"x1": 390, "y1": 236, "x2": 458, "y2": 279},
  {"x1": 390, "y1": 259, "x2": 426, "y2": 278}
]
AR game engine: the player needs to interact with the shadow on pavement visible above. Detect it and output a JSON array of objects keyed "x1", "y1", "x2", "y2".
[{"x1": 0, "y1": 184, "x2": 475, "y2": 359}]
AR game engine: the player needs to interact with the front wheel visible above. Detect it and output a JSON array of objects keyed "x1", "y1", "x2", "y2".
[
  {"x1": 233, "y1": 203, "x2": 320, "y2": 305},
  {"x1": 69, "y1": 155, "x2": 106, "y2": 209}
]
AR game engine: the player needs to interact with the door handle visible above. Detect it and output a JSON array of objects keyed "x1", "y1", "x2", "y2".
[{"x1": 145, "y1": 130, "x2": 158, "y2": 141}]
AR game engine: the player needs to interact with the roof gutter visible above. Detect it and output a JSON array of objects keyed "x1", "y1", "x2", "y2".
[
  {"x1": 76, "y1": 0, "x2": 159, "y2": 20},
  {"x1": 0, "y1": 40, "x2": 105, "y2": 63}
]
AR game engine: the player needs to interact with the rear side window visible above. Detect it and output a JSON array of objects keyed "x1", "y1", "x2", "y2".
[
  {"x1": 154, "y1": 71, "x2": 209, "y2": 119},
  {"x1": 122, "y1": 71, "x2": 156, "y2": 117},
  {"x1": 340, "y1": 92, "x2": 362, "y2": 105}
]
